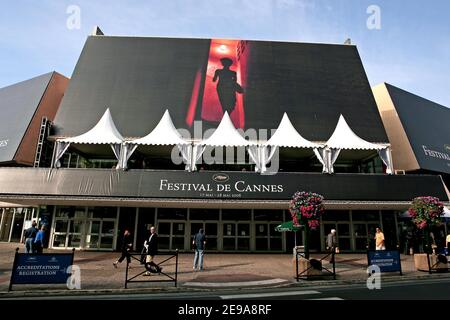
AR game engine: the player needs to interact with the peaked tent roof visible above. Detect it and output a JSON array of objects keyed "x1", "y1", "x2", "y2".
[
  {"x1": 326, "y1": 115, "x2": 387, "y2": 150},
  {"x1": 265, "y1": 113, "x2": 323, "y2": 148},
  {"x1": 60, "y1": 108, "x2": 123, "y2": 144},
  {"x1": 201, "y1": 112, "x2": 257, "y2": 147},
  {"x1": 128, "y1": 110, "x2": 188, "y2": 145}
]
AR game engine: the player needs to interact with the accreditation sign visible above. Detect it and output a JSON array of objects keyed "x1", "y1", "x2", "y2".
[
  {"x1": 367, "y1": 250, "x2": 402, "y2": 275},
  {"x1": 9, "y1": 248, "x2": 74, "y2": 290}
]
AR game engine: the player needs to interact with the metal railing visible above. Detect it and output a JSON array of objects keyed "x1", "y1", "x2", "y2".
[
  {"x1": 426, "y1": 252, "x2": 449, "y2": 274},
  {"x1": 295, "y1": 249, "x2": 336, "y2": 281},
  {"x1": 124, "y1": 250, "x2": 179, "y2": 288}
]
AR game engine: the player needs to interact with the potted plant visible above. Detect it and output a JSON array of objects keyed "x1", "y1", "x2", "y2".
[
  {"x1": 408, "y1": 196, "x2": 445, "y2": 271},
  {"x1": 289, "y1": 191, "x2": 325, "y2": 277}
]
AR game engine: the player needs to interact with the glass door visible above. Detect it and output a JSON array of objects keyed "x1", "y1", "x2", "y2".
[
  {"x1": 222, "y1": 222, "x2": 236, "y2": 251},
  {"x1": 255, "y1": 222, "x2": 283, "y2": 251},
  {"x1": 86, "y1": 220, "x2": 100, "y2": 249},
  {"x1": 67, "y1": 219, "x2": 84, "y2": 248},
  {"x1": 52, "y1": 206, "x2": 117, "y2": 250},
  {"x1": 157, "y1": 221, "x2": 186, "y2": 251},
  {"x1": 353, "y1": 222, "x2": 380, "y2": 251},
  {"x1": 337, "y1": 223, "x2": 351, "y2": 251},
  {"x1": 255, "y1": 223, "x2": 269, "y2": 251},
  {"x1": 323, "y1": 223, "x2": 352, "y2": 252},
  {"x1": 100, "y1": 220, "x2": 115, "y2": 249},
  {"x1": 222, "y1": 222, "x2": 251, "y2": 251},
  {"x1": 0, "y1": 209, "x2": 13, "y2": 242},
  {"x1": 353, "y1": 222, "x2": 369, "y2": 251},
  {"x1": 237, "y1": 223, "x2": 250, "y2": 251},
  {"x1": 172, "y1": 221, "x2": 186, "y2": 251},
  {"x1": 53, "y1": 219, "x2": 69, "y2": 248},
  {"x1": 10, "y1": 209, "x2": 25, "y2": 242}
]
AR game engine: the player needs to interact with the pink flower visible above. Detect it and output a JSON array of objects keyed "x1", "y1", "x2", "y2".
[
  {"x1": 308, "y1": 220, "x2": 320, "y2": 230},
  {"x1": 417, "y1": 220, "x2": 427, "y2": 229}
]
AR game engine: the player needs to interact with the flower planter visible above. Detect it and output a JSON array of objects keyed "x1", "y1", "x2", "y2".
[{"x1": 293, "y1": 256, "x2": 323, "y2": 278}]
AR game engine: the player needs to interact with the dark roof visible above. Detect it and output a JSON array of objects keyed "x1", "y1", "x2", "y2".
[
  {"x1": 53, "y1": 36, "x2": 388, "y2": 142},
  {"x1": 385, "y1": 83, "x2": 450, "y2": 174},
  {"x1": 0, "y1": 72, "x2": 53, "y2": 163}
]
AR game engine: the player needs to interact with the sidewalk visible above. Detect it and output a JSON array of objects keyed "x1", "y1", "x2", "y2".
[{"x1": 0, "y1": 242, "x2": 448, "y2": 295}]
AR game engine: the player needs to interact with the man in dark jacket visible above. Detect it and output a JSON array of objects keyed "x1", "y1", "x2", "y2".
[
  {"x1": 23, "y1": 220, "x2": 38, "y2": 254},
  {"x1": 113, "y1": 229, "x2": 132, "y2": 268},
  {"x1": 144, "y1": 226, "x2": 160, "y2": 275},
  {"x1": 193, "y1": 229, "x2": 206, "y2": 271}
]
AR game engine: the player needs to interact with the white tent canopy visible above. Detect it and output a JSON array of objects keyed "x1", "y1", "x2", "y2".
[
  {"x1": 201, "y1": 111, "x2": 257, "y2": 147},
  {"x1": 251, "y1": 113, "x2": 325, "y2": 174},
  {"x1": 59, "y1": 108, "x2": 123, "y2": 145},
  {"x1": 128, "y1": 110, "x2": 187, "y2": 146},
  {"x1": 326, "y1": 115, "x2": 387, "y2": 150},
  {"x1": 265, "y1": 113, "x2": 322, "y2": 149},
  {"x1": 119, "y1": 110, "x2": 190, "y2": 170},
  {"x1": 194, "y1": 112, "x2": 257, "y2": 172},
  {"x1": 324, "y1": 115, "x2": 393, "y2": 174},
  {"x1": 53, "y1": 108, "x2": 124, "y2": 168}
]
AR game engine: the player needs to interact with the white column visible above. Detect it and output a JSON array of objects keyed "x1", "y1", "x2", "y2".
[
  {"x1": 19, "y1": 209, "x2": 27, "y2": 243},
  {"x1": 0, "y1": 208, "x2": 5, "y2": 239},
  {"x1": 349, "y1": 210, "x2": 355, "y2": 251},
  {"x1": 133, "y1": 208, "x2": 139, "y2": 249},
  {"x1": 50, "y1": 206, "x2": 57, "y2": 249},
  {"x1": 8, "y1": 209, "x2": 15, "y2": 242},
  {"x1": 113, "y1": 208, "x2": 120, "y2": 250}
]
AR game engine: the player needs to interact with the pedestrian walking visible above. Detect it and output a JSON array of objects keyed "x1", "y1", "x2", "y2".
[
  {"x1": 23, "y1": 220, "x2": 38, "y2": 254},
  {"x1": 144, "y1": 226, "x2": 160, "y2": 275},
  {"x1": 113, "y1": 229, "x2": 132, "y2": 268},
  {"x1": 193, "y1": 228, "x2": 206, "y2": 271},
  {"x1": 326, "y1": 229, "x2": 337, "y2": 263},
  {"x1": 375, "y1": 227, "x2": 386, "y2": 250},
  {"x1": 33, "y1": 225, "x2": 46, "y2": 254}
]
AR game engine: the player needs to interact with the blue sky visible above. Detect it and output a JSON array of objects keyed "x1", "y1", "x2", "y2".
[{"x1": 1, "y1": 0, "x2": 449, "y2": 107}]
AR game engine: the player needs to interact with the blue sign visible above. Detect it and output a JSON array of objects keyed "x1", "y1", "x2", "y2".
[
  {"x1": 11, "y1": 253, "x2": 73, "y2": 285},
  {"x1": 367, "y1": 250, "x2": 402, "y2": 273}
]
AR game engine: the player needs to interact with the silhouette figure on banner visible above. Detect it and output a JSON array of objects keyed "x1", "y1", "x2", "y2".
[{"x1": 213, "y1": 58, "x2": 243, "y2": 114}]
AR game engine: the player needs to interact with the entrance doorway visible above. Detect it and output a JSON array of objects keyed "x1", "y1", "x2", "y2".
[
  {"x1": 352, "y1": 222, "x2": 380, "y2": 251},
  {"x1": 222, "y1": 221, "x2": 251, "y2": 251},
  {"x1": 51, "y1": 206, "x2": 118, "y2": 250},
  {"x1": 0, "y1": 208, "x2": 35, "y2": 243},
  {"x1": 85, "y1": 219, "x2": 116, "y2": 249},
  {"x1": 0, "y1": 209, "x2": 14, "y2": 242},
  {"x1": 323, "y1": 223, "x2": 352, "y2": 252},
  {"x1": 157, "y1": 221, "x2": 186, "y2": 251}
]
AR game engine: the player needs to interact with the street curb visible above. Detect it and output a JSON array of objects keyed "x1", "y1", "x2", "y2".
[
  {"x1": 283, "y1": 272, "x2": 450, "y2": 289},
  {"x1": 1, "y1": 272, "x2": 450, "y2": 298}
]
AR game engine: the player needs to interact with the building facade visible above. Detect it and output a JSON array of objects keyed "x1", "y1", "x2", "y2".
[{"x1": 0, "y1": 34, "x2": 448, "y2": 253}]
